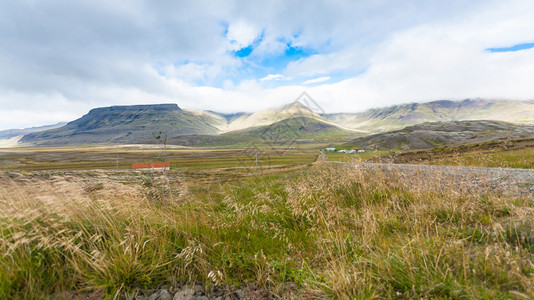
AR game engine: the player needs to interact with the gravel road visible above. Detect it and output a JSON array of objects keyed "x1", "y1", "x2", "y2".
[
  {"x1": 321, "y1": 151, "x2": 534, "y2": 196},
  {"x1": 359, "y1": 163, "x2": 534, "y2": 196}
]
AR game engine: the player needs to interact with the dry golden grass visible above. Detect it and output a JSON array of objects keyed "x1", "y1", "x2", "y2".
[{"x1": 1, "y1": 164, "x2": 533, "y2": 299}]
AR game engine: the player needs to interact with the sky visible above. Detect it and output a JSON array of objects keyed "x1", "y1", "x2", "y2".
[{"x1": 1, "y1": 0, "x2": 534, "y2": 130}]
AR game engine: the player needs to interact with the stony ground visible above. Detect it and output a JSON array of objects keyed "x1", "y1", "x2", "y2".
[
  {"x1": 357, "y1": 162, "x2": 534, "y2": 196},
  {"x1": 49, "y1": 283, "x2": 274, "y2": 300}
]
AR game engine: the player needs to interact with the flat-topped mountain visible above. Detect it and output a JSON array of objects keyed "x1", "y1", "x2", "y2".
[
  {"x1": 12, "y1": 99, "x2": 534, "y2": 147},
  {"x1": 21, "y1": 104, "x2": 221, "y2": 145},
  {"x1": 20, "y1": 102, "x2": 352, "y2": 146}
]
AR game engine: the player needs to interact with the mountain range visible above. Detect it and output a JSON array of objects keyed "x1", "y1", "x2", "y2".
[
  {"x1": 325, "y1": 99, "x2": 534, "y2": 132},
  {"x1": 345, "y1": 120, "x2": 534, "y2": 150},
  {"x1": 7, "y1": 99, "x2": 534, "y2": 147}
]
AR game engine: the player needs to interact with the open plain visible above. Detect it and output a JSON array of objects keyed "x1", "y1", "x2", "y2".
[{"x1": 1, "y1": 145, "x2": 533, "y2": 299}]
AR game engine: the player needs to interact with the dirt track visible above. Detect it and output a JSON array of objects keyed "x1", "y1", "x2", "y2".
[{"x1": 321, "y1": 150, "x2": 534, "y2": 196}]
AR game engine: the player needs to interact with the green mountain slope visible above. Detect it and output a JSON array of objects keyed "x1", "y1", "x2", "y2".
[
  {"x1": 324, "y1": 99, "x2": 534, "y2": 133},
  {"x1": 14, "y1": 99, "x2": 534, "y2": 147},
  {"x1": 21, "y1": 104, "x2": 220, "y2": 145},
  {"x1": 184, "y1": 110, "x2": 248, "y2": 132},
  {"x1": 224, "y1": 101, "x2": 334, "y2": 132},
  {"x1": 164, "y1": 116, "x2": 354, "y2": 147},
  {"x1": 345, "y1": 120, "x2": 534, "y2": 150},
  {"x1": 226, "y1": 116, "x2": 352, "y2": 141}
]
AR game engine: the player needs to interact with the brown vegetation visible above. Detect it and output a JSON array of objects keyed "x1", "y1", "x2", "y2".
[{"x1": 1, "y1": 163, "x2": 533, "y2": 298}]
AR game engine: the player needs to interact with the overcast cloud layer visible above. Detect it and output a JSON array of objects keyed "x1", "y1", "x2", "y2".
[{"x1": 1, "y1": 0, "x2": 534, "y2": 130}]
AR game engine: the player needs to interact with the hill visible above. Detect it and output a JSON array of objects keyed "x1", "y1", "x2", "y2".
[
  {"x1": 0, "y1": 123, "x2": 67, "y2": 148},
  {"x1": 223, "y1": 101, "x2": 333, "y2": 132},
  {"x1": 19, "y1": 101, "x2": 355, "y2": 147},
  {"x1": 371, "y1": 137, "x2": 534, "y2": 168},
  {"x1": 324, "y1": 99, "x2": 534, "y2": 133},
  {"x1": 0, "y1": 122, "x2": 66, "y2": 140},
  {"x1": 20, "y1": 104, "x2": 220, "y2": 145},
  {"x1": 13, "y1": 99, "x2": 534, "y2": 147},
  {"x1": 345, "y1": 120, "x2": 534, "y2": 150},
  {"x1": 163, "y1": 116, "x2": 354, "y2": 147},
  {"x1": 184, "y1": 110, "x2": 248, "y2": 132}
]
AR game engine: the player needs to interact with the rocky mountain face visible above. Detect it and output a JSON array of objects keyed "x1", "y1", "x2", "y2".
[
  {"x1": 13, "y1": 99, "x2": 534, "y2": 147},
  {"x1": 324, "y1": 99, "x2": 534, "y2": 133},
  {"x1": 21, "y1": 104, "x2": 221, "y2": 145},
  {"x1": 345, "y1": 120, "x2": 534, "y2": 150},
  {"x1": 20, "y1": 102, "x2": 351, "y2": 146}
]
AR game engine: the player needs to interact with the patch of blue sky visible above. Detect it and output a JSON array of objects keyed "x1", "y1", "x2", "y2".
[
  {"x1": 230, "y1": 42, "x2": 319, "y2": 86},
  {"x1": 151, "y1": 60, "x2": 171, "y2": 77},
  {"x1": 487, "y1": 42, "x2": 534, "y2": 52},
  {"x1": 261, "y1": 43, "x2": 318, "y2": 70},
  {"x1": 231, "y1": 30, "x2": 265, "y2": 58},
  {"x1": 235, "y1": 45, "x2": 253, "y2": 57},
  {"x1": 219, "y1": 21, "x2": 229, "y2": 36}
]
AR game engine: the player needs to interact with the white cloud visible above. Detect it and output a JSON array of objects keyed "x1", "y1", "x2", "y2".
[
  {"x1": 2, "y1": 0, "x2": 534, "y2": 130},
  {"x1": 303, "y1": 76, "x2": 330, "y2": 85},
  {"x1": 226, "y1": 19, "x2": 261, "y2": 50},
  {"x1": 260, "y1": 74, "x2": 285, "y2": 81}
]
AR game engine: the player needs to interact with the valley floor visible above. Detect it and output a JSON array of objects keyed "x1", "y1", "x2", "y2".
[{"x1": 0, "y1": 145, "x2": 533, "y2": 298}]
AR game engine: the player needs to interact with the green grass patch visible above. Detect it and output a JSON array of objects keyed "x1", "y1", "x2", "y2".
[{"x1": 1, "y1": 164, "x2": 533, "y2": 298}]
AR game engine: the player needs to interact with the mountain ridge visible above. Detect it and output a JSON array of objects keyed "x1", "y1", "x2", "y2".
[
  {"x1": 20, "y1": 104, "x2": 220, "y2": 145},
  {"x1": 345, "y1": 120, "x2": 534, "y2": 150},
  {"x1": 323, "y1": 99, "x2": 534, "y2": 133},
  {"x1": 11, "y1": 99, "x2": 534, "y2": 147}
]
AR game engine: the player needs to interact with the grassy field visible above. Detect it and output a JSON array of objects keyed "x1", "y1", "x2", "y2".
[
  {"x1": 375, "y1": 138, "x2": 534, "y2": 169},
  {"x1": 0, "y1": 145, "x2": 319, "y2": 171},
  {"x1": 1, "y1": 158, "x2": 533, "y2": 298},
  {"x1": 424, "y1": 147, "x2": 534, "y2": 169},
  {"x1": 325, "y1": 150, "x2": 391, "y2": 163}
]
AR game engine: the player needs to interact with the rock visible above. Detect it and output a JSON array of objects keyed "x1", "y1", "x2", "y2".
[
  {"x1": 149, "y1": 289, "x2": 174, "y2": 300},
  {"x1": 49, "y1": 291, "x2": 76, "y2": 300},
  {"x1": 172, "y1": 287, "x2": 211, "y2": 300},
  {"x1": 193, "y1": 284, "x2": 205, "y2": 296},
  {"x1": 49, "y1": 289, "x2": 104, "y2": 300},
  {"x1": 173, "y1": 288, "x2": 195, "y2": 300},
  {"x1": 231, "y1": 289, "x2": 246, "y2": 299},
  {"x1": 211, "y1": 285, "x2": 227, "y2": 298}
]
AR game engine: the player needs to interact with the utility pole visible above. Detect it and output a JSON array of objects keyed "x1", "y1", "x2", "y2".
[
  {"x1": 116, "y1": 154, "x2": 119, "y2": 170},
  {"x1": 255, "y1": 153, "x2": 258, "y2": 168}
]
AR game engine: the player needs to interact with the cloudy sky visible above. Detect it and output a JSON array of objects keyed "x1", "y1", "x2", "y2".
[{"x1": 1, "y1": 0, "x2": 534, "y2": 130}]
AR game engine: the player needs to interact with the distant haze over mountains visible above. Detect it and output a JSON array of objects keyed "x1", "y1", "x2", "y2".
[
  {"x1": 346, "y1": 120, "x2": 534, "y2": 150},
  {"x1": 325, "y1": 99, "x2": 534, "y2": 132},
  {"x1": 8, "y1": 99, "x2": 534, "y2": 147}
]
